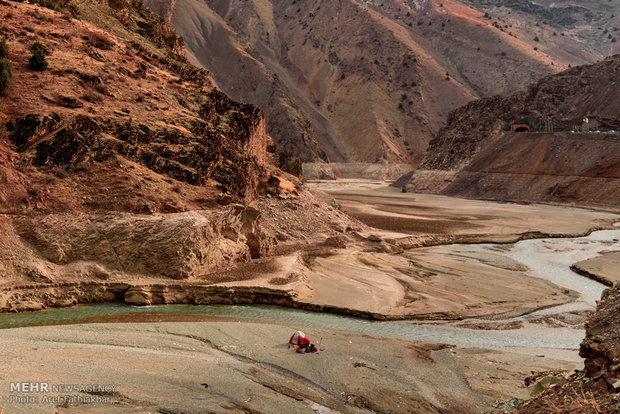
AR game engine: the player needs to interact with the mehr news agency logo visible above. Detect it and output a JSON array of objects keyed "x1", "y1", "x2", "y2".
[{"x1": 6, "y1": 382, "x2": 116, "y2": 406}]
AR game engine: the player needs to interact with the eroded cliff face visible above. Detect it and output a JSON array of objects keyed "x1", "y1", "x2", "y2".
[
  {"x1": 0, "y1": 203, "x2": 276, "y2": 302},
  {"x1": 0, "y1": 0, "x2": 325, "y2": 309}
]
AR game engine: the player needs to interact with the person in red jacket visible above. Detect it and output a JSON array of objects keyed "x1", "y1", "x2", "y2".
[{"x1": 288, "y1": 331, "x2": 320, "y2": 353}]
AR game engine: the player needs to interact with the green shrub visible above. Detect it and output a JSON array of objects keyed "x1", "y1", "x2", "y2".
[
  {"x1": 0, "y1": 57, "x2": 13, "y2": 95},
  {"x1": 29, "y1": 41, "x2": 48, "y2": 71},
  {"x1": 28, "y1": 0, "x2": 62, "y2": 13},
  {"x1": 0, "y1": 37, "x2": 8, "y2": 58}
]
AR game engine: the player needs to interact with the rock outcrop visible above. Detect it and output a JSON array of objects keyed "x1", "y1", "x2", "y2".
[
  {"x1": 0, "y1": 0, "x2": 333, "y2": 312},
  {"x1": 7, "y1": 206, "x2": 274, "y2": 281},
  {"x1": 513, "y1": 285, "x2": 620, "y2": 413}
]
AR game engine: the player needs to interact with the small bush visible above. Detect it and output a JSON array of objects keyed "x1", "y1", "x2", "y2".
[
  {"x1": 28, "y1": 0, "x2": 62, "y2": 13},
  {"x1": 51, "y1": 167, "x2": 69, "y2": 179},
  {"x1": 0, "y1": 57, "x2": 13, "y2": 95},
  {"x1": 0, "y1": 37, "x2": 8, "y2": 58},
  {"x1": 81, "y1": 86, "x2": 102, "y2": 103},
  {"x1": 29, "y1": 41, "x2": 48, "y2": 71},
  {"x1": 84, "y1": 30, "x2": 114, "y2": 50},
  {"x1": 27, "y1": 185, "x2": 42, "y2": 197}
]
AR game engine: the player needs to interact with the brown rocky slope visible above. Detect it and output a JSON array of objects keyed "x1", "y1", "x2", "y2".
[
  {"x1": 399, "y1": 55, "x2": 620, "y2": 210},
  {"x1": 0, "y1": 0, "x2": 359, "y2": 311},
  {"x1": 141, "y1": 0, "x2": 605, "y2": 164}
]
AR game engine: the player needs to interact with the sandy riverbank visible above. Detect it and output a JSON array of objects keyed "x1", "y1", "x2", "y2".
[
  {"x1": 0, "y1": 321, "x2": 580, "y2": 414},
  {"x1": 571, "y1": 250, "x2": 620, "y2": 286},
  {"x1": 310, "y1": 180, "x2": 618, "y2": 244},
  {"x1": 2, "y1": 182, "x2": 617, "y2": 321},
  {"x1": 2, "y1": 181, "x2": 615, "y2": 413}
]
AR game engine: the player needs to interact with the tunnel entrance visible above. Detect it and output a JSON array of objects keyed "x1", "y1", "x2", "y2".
[{"x1": 514, "y1": 125, "x2": 531, "y2": 132}]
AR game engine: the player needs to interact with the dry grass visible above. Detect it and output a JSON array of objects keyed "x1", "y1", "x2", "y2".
[
  {"x1": 81, "y1": 86, "x2": 102, "y2": 103},
  {"x1": 84, "y1": 29, "x2": 114, "y2": 50}
]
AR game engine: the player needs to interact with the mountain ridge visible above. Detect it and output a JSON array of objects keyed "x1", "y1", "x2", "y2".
[{"x1": 142, "y1": 0, "x2": 617, "y2": 163}]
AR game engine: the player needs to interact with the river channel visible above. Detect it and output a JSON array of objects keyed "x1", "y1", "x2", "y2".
[{"x1": 1, "y1": 225, "x2": 618, "y2": 350}]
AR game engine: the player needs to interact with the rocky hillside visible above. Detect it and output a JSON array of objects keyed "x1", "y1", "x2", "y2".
[
  {"x1": 1, "y1": 0, "x2": 269, "y2": 206},
  {"x1": 441, "y1": 132, "x2": 620, "y2": 210},
  {"x1": 141, "y1": 0, "x2": 610, "y2": 165},
  {"x1": 397, "y1": 55, "x2": 620, "y2": 209},
  {"x1": 0, "y1": 0, "x2": 359, "y2": 311},
  {"x1": 462, "y1": 0, "x2": 620, "y2": 59},
  {"x1": 422, "y1": 54, "x2": 620, "y2": 170},
  {"x1": 513, "y1": 285, "x2": 620, "y2": 413}
]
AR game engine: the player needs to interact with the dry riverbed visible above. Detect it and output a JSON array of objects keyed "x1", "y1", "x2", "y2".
[
  {"x1": 2, "y1": 181, "x2": 618, "y2": 413},
  {"x1": 0, "y1": 321, "x2": 580, "y2": 414}
]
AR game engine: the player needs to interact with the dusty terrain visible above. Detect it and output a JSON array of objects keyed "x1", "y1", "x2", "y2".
[
  {"x1": 140, "y1": 0, "x2": 611, "y2": 163},
  {"x1": 0, "y1": 320, "x2": 581, "y2": 414},
  {"x1": 571, "y1": 250, "x2": 620, "y2": 286},
  {"x1": 442, "y1": 132, "x2": 620, "y2": 211},
  {"x1": 463, "y1": 0, "x2": 620, "y2": 59},
  {"x1": 314, "y1": 180, "x2": 618, "y2": 243},
  {"x1": 2, "y1": 178, "x2": 616, "y2": 320}
]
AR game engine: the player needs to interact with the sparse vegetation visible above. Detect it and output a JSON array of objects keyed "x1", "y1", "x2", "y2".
[
  {"x1": 0, "y1": 57, "x2": 13, "y2": 95},
  {"x1": 0, "y1": 37, "x2": 8, "y2": 58},
  {"x1": 534, "y1": 36, "x2": 539, "y2": 41},
  {"x1": 27, "y1": 184, "x2": 42, "y2": 198},
  {"x1": 81, "y1": 87, "x2": 103, "y2": 103},
  {"x1": 28, "y1": 0, "x2": 62, "y2": 13},
  {"x1": 29, "y1": 41, "x2": 48, "y2": 71},
  {"x1": 84, "y1": 30, "x2": 114, "y2": 50},
  {"x1": 51, "y1": 167, "x2": 69, "y2": 179}
]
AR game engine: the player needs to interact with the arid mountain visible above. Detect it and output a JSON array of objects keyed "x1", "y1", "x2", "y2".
[
  {"x1": 0, "y1": 0, "x2": 358, "y2": 306},
  {"x1": 398, "y1": 55, "x2": 620, "y2": 210},
  {"x1": 422, "y1": 55, "x2": 620, "y2": 170},
  {"x1": 462, "y1": 0, "x2": 620, "y2": 59},
  {"x1": 141, "y1": 0, "x2": 613, "y2": 164}
]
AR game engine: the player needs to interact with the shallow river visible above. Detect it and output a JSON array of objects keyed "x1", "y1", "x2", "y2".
[{"x1": 1, "y1": 226, "x2": 618, "y2": 350}]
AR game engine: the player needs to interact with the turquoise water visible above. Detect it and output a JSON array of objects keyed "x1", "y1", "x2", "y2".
[
  {"x1": 3, "y1": 223, "x2": 616, "y2": 350},
  {"x1": 0, "y1": 303, "x2": 584, "y2": 349}
]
